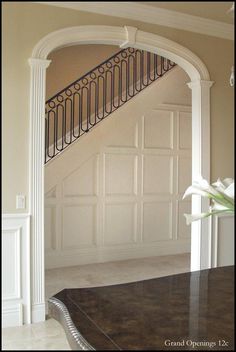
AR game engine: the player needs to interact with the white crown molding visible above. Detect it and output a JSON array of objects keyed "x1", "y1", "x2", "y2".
[{"x1": 35, "y1": 2, "x2": 234, "y2": 40}]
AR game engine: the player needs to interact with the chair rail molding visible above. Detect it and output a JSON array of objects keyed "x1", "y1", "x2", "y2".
[{"x1": 29, "y1": 25, "x2": 213, "y2": 323}]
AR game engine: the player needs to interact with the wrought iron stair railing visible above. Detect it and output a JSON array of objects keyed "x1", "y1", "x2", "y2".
[{"x1": 45, "y1": 47, "x2": 176, "y2": 163}]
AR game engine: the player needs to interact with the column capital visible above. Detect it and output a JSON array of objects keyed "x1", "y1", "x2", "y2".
[
  {"x1": 28, "y1": 58, "x2": 51, "y2": 69},
  {"x1": 187, "y1": 79, "x2": 214, "y2": 90}
]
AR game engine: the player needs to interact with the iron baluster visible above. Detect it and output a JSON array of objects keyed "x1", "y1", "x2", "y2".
[{"x1": 44, "y1": 47, "x2": 176, "y2": 163}]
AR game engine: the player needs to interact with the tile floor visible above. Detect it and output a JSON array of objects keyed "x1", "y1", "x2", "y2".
[{"x1": 2, "y1": 253, "x2": 190, "y2": 350}]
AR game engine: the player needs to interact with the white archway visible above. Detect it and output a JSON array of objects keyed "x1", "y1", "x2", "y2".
[{"x1": 28, "y1": 25, "x2": 213, "y2": 323}]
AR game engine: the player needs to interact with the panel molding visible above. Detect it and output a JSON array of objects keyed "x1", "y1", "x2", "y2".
[
  {"x1": 2, "y1": 304, "x2": 23, "y2": 328},
  {"x1": 2, "y1": 228, "x2": 21, "y2": 300},
  {"x1": 45, "y1": 103, "x2": 192, "y2": 269},
  {"x1": 62, "y1": 203, "x2": 98, "y2": 250},
  {"x1": 2, "y1": 214, "x2": 31, "y2": 327},
  {"x1": 103, "y1": 202, "x2": 137, "y2": 246},
  {"x1": 142, "y1": 201, "x2": 173, "y2": 242},
  {"x1": 211, "y1": 214, "x2": 234, "y2": 268},
  {"x1": 143, "y1": 109, "x2": 174, "y2": 150}
]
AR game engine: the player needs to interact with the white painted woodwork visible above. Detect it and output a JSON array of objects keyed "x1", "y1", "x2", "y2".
[
  {"x1": 211, "y1": 214, "x2": 234, "y2": 267},
  {"x1": 45, "y1": 77, "x2": 192, "y2": 268},
  {"x1": 29, "y1": 24, "x2": 213, "y2": 323},
  {"x1": 28, "y1": 58, "x2": 51, "y2": 323},
  {"x1": 2, "y1": 214, "x2": 31, "y2": 327}
]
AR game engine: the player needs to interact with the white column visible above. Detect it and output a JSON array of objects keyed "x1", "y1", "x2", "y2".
[
  {"x1": 28, "y1": 58, "x2": 51, "y2": 323},
  {"x1": 187, "y1": 80, "x2": 214, "y2": 271}
]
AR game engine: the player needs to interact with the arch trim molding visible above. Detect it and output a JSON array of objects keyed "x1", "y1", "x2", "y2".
[{"x1": 28, "y1": 25, "x2": 213, "y2": 323}]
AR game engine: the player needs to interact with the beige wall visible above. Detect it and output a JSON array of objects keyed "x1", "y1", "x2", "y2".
[
  {"x1": 46, "y1": 45, "x2": 119, "y2": 99},
  {"x1": 3, "y1": 2, "x2": 234, "y2": 213}
]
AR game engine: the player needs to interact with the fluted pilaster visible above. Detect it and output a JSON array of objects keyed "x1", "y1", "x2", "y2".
[{"x1": 28, "y1": 58, "x2": 51, "y2": 322}]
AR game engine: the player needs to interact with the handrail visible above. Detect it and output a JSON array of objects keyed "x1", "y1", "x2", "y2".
[{"x1": 45, "y1": 47, "x2": 176, "y2": 163}]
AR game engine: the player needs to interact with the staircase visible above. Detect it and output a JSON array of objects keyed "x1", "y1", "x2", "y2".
[{"x1": 45, "y1": 47, "x2": 176, "y2": 163}]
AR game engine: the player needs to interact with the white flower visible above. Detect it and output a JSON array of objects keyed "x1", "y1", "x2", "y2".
[
  {"x1": 184, "y1": 213, "x2": 209, "y2": 225},
  {"x1": 183, "y1": 176, "x2": 234, "y2": 225},
  {"x1": 224, "y1": 182, "x2": 234, "y2": 199}
]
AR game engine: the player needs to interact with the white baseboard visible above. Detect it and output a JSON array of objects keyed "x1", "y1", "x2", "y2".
[
  {"x1": 2, "y1": 304, "x2": 23, "y2": 328},
  {"x1": 45, "y1": 240, "x2": 190, "y2": 269}
]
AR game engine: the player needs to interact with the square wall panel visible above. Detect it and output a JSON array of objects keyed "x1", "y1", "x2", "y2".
[
  {"x1": 104, "y1": 203, "x2": 136, "y2": 245},
  {"x1": 143, "y1": 202, "x2": 172, "y2": 242},
  {"x1": 144, "y1": 110, "x2": 173, "y2": 149},
  {"x1": 178, "y1": 201, "x2": 191, "y2": 239},
  {"x1": 105, "y1": 154, "x2": 137, "y2": 195},
  {"x1": 178, "y1": 157, "x2": 192, "y2": 194},
  {"x1": 107, "y1": 122, "x2": 138, "y2": 148},
  {"x1": 62, "y1": 205, "x2": 96, "y2": 249},
  {"x1": 179, "y1": 112, "x2": 192, "y2": 150},
  {"x1": 2, "y1": 230, "x2": 21, "y2": 299},
  {"x1": 63, "y1": 156, "x2": 98, "y2": 197},
  {"x1": 143, "y1": 155, "x2": 173, "y2": 195}
]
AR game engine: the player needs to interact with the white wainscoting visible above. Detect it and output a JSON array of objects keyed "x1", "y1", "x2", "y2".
[
  {"x1": 2, "y1": 214, "x2": 31, "y2": 327},
  {"x1": 45, "y1": 99, "x2": 192, "y2": 268},
  {"x1": 211, "y1": 214, "x2": 234, "y2": 267}
]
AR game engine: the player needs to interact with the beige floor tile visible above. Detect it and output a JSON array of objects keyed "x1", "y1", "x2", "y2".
[
  {"x1": 31, "y1": 318, "x2": 65, "y2": 338},
  {"x1": 2, "y1": 324, "x2": 36, "y2": 342},
  {"x1": 4, "y1": 337, "x2": 70, "y2": 351}
]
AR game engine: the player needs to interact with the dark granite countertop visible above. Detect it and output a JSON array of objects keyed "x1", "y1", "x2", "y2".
[{"x1": 49, "y1": 266, "x2": 234, "y2": 350}]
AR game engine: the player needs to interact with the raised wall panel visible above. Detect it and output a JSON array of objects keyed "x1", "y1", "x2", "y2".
[
  {"x1": 178, "y1": 157, "x2": 192, "y2": 194},
  {"x1": 107, "y1": 122, "x2": 138, "y2": 148},
  {"x1": 63, "y1": 155, "x2": 98, "y2": 196},
  {"x1": 143, "y1": 155, "x2": 173, "y2": 195},
  {"x1": 179, "y1": 112, "x2": 192, "y2": 149},
  {"x1": 143, "y1": 202, "x2": 172, "y2": 242},
  {"x1": 2, "y1": 304, "x2": 23, "y2": 327},
  {"x1": 62, "y1": 205, "x2": 96, "y2": 249},
  {"x1": 2, "y1": 214, "x2": 31, "y2": 327},
  {"x1": 104, "y1": 203, "x2": 137, "y2": 245},
  {"x1": 144, "y1": 110, "x2": 173, "y2": 149},
  {"x1": 105, "y1": 154, "x2": 137, "y2": 195},
  {"x1": 212, "y1": 215, "x2": 234, "y2": 267},
  {"x1": 45, "y1": 186, "x2": 57, "y2": 199},
  {"x1": 177, "y1": 200, "x2": 191, "y2": 239},
  {"x1": 45, "y1": 103, "x2": 192, "y2": 268},
  {"x1": 44, "y1": 206, "x2": 56, "y2": 251},
  {"x1": 2, "y1": 229, "x2": 21, "y2": 300}
]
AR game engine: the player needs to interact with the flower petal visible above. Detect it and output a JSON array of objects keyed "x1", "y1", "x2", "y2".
[
  {"x1": 184, "y1": 213, "x2": 209, "y2": 225},
  {"x1": 182, "y1": 186, "x2": 208, "y2": 200},
  {"x1": 224, "y1": 183, "x2": 234, "y2": 199},
  {"x1": 211, "y1": 203, "x2": 229, "y2": 211},
  {"x1": 192, "y1": 176, "x2": 210, "y2": 191},
  {"x1": 222, "y1": 178, "x2": 234, "y2": 187},
  {"x1": 212, "y1": 178, "x2": 226, "y2": 192}
]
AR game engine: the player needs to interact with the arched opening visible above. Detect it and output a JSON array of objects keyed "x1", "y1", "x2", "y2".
[{"x1": 28, "y1": 25, "x2": 213, "y2": 323}]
